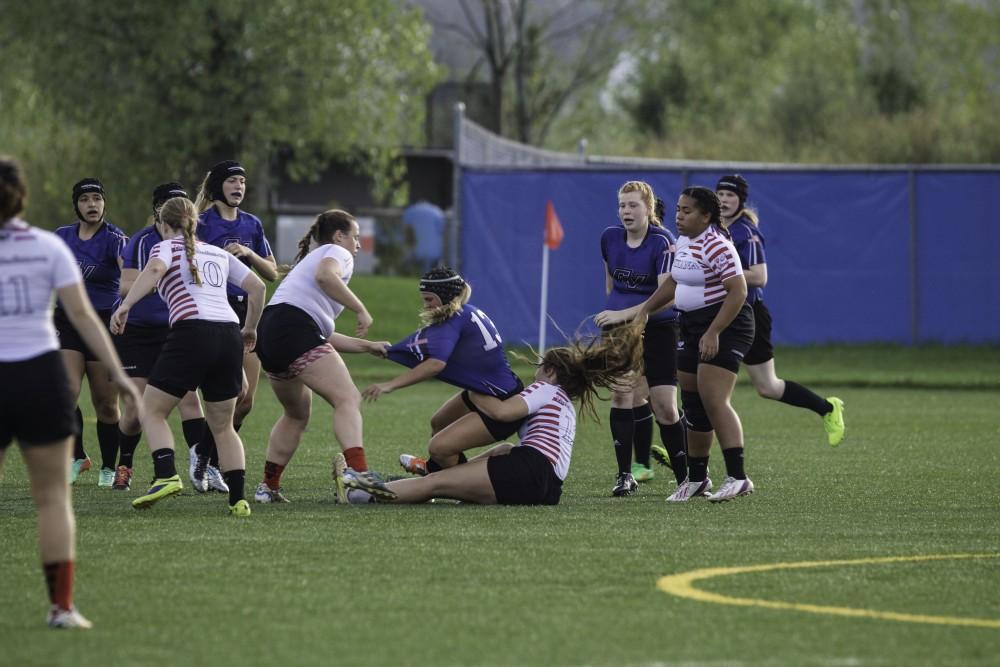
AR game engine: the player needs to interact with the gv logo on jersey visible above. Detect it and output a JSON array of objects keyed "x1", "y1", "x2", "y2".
[{"x1": 613, "y1": 268, "x2": 649, "y2": 290}]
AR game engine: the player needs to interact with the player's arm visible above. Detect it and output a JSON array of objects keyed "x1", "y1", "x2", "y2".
[
  {"x1": 329, "y1": 333, "x2": 388, "y2": 357},
  {"x1": 743, "y1": 263, "x2": 767, "y2": 288},
  {"x1": 227, "y1": 242, "x2": 278, "y2": 281},
  {"x1": 698, "y1": 274, "x2": 748, "y2": 360},
  {"x1": 239, "y1": 271, "x2": 266, "y2": 343},
  {"x1": 316, "y1": 256, "x2": 372, "y2": 337},
  {"x1": 637, "y1": 274, "x2": 677, "y2": 319},
  {"x1": 119, "y1": 267, "x2": 140, "y2": 296},
  {"x1": 361, "y1": 358, "x2": 446, "y2": 402},
  {"x1": 468, "y1": 392, "x2": 530, "y2": 422}
]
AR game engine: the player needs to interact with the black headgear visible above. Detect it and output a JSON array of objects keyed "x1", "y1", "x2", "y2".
[
  {"x1": 152, "y1": 182, "x2": 190, "y2": 213},
  {"x1": 716, "y1": 174, "x2": 749, "y2": 208},
  {"x1": 206, "y1": 160, "x2": 246, "y2": 205},
  {"x1": 419, "y1": 267, "x2": 466, "y2": 304},
  {"x1": 72, "y1": 177, "x2": 105, "y2": 221}
]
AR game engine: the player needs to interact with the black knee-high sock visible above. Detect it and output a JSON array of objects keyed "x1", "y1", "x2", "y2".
[
  {"x1": 96, "y1": 421, "x2": 119, "y2": 471},
  {"x1": 72, "y1": 408, "x2": 86, "y2": 460},
  {"x1": 197, "y1": 422, "x2": 220, "y2": 467},
  {"x1": 779, "y1": 381, "x2": 831, "y2": 416},
  {"x1": 721, "y1": 447, "x2": 746, "y2": 480},
  {"x1": 688, "y1": 456, "x2": 709, "y2": 483},
  {"x1": 632, "y1": 404, "x2": 653, "y2": 467},
  {"x1": 610, "y1": 407, "x2": 634, "y2": 475},
  {"x1": 151, "y1": 448, "x2": 177, "y2": 479},
  {"x1": 117, "y1": 429, "x2": 141, "y2": 469},
  {"x1": 223, "y1": 469, "x2": 245, "y2": 506},
  {"x1": 427, "y1": 452, "x2": 467, "y2": 474},
  {"x1": 657, "y1": 420, "x2": 688, "y2": 484},
  {"x1": 182, "y1": 418, "x2": 205, "y2": 452}
]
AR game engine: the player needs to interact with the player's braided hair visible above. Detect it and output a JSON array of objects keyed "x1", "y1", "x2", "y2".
[
  {"x1": 159, "y1": 197, "x2": 203, "y2": 286},
  {"x1": 419, "y1": 267, "x2": 471, "y2": 325},
  {"x1": 0, "y1": 156, "x2": 28, "y2": 222},
  {"x1": 535, "y1": 323, "x2": 645, "y2": 421},
  {"x1": 619, "y1": 180, "x2": 662, "y2": 227}
]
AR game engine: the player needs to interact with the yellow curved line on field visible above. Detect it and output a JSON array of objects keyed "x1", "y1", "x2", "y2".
[{"x1": 657, "y1": 553, "x2": 1000, "y2": 628}]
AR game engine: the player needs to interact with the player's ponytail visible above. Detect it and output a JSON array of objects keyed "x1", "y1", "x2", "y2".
[
  {"x1": 159, "y1": 197, "x2": 203, "y2": 286},
  {"x1": 193, "y1": 171, "x2": 213, "y2": 213},
  {"x1": 535, "y1": 323, "x2": 645, "y2": 420}
]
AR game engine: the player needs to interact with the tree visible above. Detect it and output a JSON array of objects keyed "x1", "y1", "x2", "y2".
[
  {"x1": 0, "y1": 0, "x2": 443, "y2": 229},
  {"x1": 423, "y1": 0, "x2": 634, "y2": 145}
]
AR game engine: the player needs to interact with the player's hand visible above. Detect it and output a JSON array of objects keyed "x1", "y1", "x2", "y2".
[
  {"x1": 367, "y1": 341, "x2": 390, "y2": 358},
  {"x1": 110, "y1": 305, "x2": 129, "y2": 335},
  {"x1": 594, "y1": 309, "x2": 625, "y2": 327},
  {"x1": 362, "y1": 383, "x2": 392, "y2": 402},
  {"x1": 241, "y1": 328, "x2": 257, "y2": 352},
  {"x1": 698, "y1": 331, "x2": 719, "y2": 360},
  {"x1": 356, "y1": 310, "x2": 373, "y2": 337},
  {"x1": 225, "y1": 242, "x2": 249, "y2": 258}
]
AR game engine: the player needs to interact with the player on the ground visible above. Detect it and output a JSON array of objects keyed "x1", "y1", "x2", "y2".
[{"x1": 362, "y1": 267, "x2": 524, "y2": 477}]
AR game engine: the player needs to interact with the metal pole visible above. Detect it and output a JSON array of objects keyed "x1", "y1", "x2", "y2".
[
  {"x1": 450, "y1": 102, "x2": 465, "y2": 271},
  {"x1": 538, "y1": 245, "x2": 550, "y2": 354}
]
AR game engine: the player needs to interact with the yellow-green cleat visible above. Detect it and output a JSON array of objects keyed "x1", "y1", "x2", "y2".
[
  {"x1": 649, "y1": 444, "x2": 672, "y2": 469},
  {"x1": 131, "y1": 475, "x2": 183, "y2": 510},
  {"x1": 229, "y1": 499, "x2": 251, "y2": 517},
  {"x1": 823, "y1": 397, "x2": 846, "y2": 447},
  {"x1": 631, "y1": 462, "x2": 655, "y2": 483}
]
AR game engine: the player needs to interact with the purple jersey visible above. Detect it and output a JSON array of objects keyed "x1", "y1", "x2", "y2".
[
  {"x1": 601, "y1": 224, "x2": 677, "y2": 323},
  {"x1": 726, "y1": 215, "x2": 766, "y2": 305},
  {"x1": 54, "y1": 221, "x2": 127, "y2": 311},
  {"x1": 120, "y1": 224, "x2": 169, "y2": 327},
  {"x1": 197, "y1": 206, "x2": 273, "y2": 299},
  {"x1": 386, "y1": 304, "x2": 521, "y2": 396}
]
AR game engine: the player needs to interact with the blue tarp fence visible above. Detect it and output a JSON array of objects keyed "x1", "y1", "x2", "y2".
[{"x1": 459, "y1": 168, "x2": 1000, "y2": 346}]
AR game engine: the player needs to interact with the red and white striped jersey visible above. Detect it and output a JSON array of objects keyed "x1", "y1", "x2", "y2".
[
  {"x1": 670, "y1": 227, "x2": 743, "y2": 312},
  {"x1": 150, "y1": 238, "x2": 251, "y2": 326},
  {"x1": 516, "y1": 380, "x2": 576, "y2": 481}
]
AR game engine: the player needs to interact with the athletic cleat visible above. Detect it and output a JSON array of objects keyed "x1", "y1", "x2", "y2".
[
  {"x1": 111, "y1": 466, "x2": 133, "y2": 491},
  {"x1": 650, "y1": 444, "x2": 672, "y2": 469},
  {"x1": 97, "y1": 468, "x2": 115, "y2": 488},
  {"x1": 47, "y1": 605, "x2": 93, "y2": 629},
  {"x1": 253, "y1": 481, "x2": 289, "y2": 504},
  {"x1": 190, "y1": 448, "x2": 208, "y2": 493},
  {"x1": 131, "y1": 475, "x2": 183, "y2": 510},
  {"x1": 823, "y1": 396, "x2": 846, "y2": 447},
  {"x1": 332, "y1": 453, "x2": 349, "y2": 504},
  {"x1": 69, "y1": 457, "x2": 92, "y2": 484},
  {"x1": 709, "y1": 476, "x2": 754, "y2": 503},
  {"x1": 341, "y1": 468, "x2": 397, "y2": 501},
  {"x1": 399, "y1": 454, "x2": 428, "y2": 477},
  {"x1": 665, "y1": 477, "x2": 713, "y2": 502},
  {"x1": 229, "y1": 499, "x2": 252, "y2": 516},
  {"x1": 611, "y1": 472, "x2": 638, "y2": 497},
  {"x1": 206, "y1": 465, "x2": 229, "y2": 493},
  {"x1": 631, "y1": 462, "x2": 655, "y2": 483}
]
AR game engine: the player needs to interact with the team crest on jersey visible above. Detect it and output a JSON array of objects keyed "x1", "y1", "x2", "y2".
[{"x1": 613, "y1": 268, "x2": 649, "y2": 290}]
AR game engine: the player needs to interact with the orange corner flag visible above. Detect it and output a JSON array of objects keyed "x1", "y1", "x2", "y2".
[{"x1": 544, "y1": 201, "x2": 564, "y2": 250}]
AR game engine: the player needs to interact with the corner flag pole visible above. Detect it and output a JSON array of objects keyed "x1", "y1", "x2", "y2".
[
  {"x1": 539, "y1": 244, "x2": 550, "y2": 355},
  {"x1": 539, "y1": 201, "x2": 564, "y2": 355}
]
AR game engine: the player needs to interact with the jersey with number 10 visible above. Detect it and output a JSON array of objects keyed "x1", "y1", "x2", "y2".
[{"x1": 386, "y1": 303, "x2": 520, "y2": 396}]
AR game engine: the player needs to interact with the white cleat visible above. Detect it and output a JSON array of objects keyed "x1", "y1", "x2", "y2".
[
  {"x1": 665, "y1": 477, "x2": 713, "y2": 502},
  {"x1": 709, "y1": 476, "x2": 754, "y2": 503}
]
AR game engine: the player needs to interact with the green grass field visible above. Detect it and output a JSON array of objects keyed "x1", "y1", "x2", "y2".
[{"x1": 1, "y1": 276, "x2": 998, "y2": 666}]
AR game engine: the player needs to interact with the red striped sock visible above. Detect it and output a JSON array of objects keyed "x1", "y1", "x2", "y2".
[
  {"x1": 43, "y1": 561, "x2": 74, "y2": 610},
  {"x1": 263, "y1": 461, "x2": 285, "y2": 490},
  {"x1": 343, "y1": 447, "x2": 367, "y2": 472}
]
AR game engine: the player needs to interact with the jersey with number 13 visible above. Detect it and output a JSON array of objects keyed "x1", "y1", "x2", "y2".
[{"x1": 386, "y1": 303, "x2": 521, "y2": 396}]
